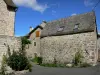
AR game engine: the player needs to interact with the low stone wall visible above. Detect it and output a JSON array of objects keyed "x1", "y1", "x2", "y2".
[
  {"x1": 0, "y1": 35, "x2": 21, "y2": 66},
  {"x1": 40, "y1": 32, "x2": 97, "y2": 64}
]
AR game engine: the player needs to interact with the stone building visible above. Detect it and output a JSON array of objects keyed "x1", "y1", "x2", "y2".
[
  {"x1": 26, "y1": 21, "x2": 46, "y2": 58},
  {"x1": 0, "y1": 0, "x2": 21, "y2": 66},
  {"x1": 0, "y1": 0, "x2": 17, "y2": 36},
  {"x1": 40, "y1": 11, "x2": 98, "y2": 64}
]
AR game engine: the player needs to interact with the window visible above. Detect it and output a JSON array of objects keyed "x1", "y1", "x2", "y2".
[
  {"x1": 57, "y1": 26, "x2": 64, "y2": 32},
  {"x1": 74, "y1": 25, "x2": 78, "y2": 29},
  {"x1": 36, "y1": 31, "x2": 40, "y2": 37},
  {"x1": 34, "y1": 42, "x2": 36, "y2": 46},
  {"x1": 74, "y1": 23, "x2": 79, "y2": 31}
]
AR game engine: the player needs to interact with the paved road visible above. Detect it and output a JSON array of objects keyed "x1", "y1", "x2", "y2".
[{"x1": 25, "y1": 64, "x2": 100, "y2": 75}]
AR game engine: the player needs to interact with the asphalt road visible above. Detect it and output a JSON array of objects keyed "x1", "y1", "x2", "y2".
[{"x1": 25, "y1": 64, "x2": 100, "y2": 75}]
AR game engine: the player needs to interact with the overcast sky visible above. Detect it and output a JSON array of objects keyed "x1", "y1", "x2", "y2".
[{"x1": 13, "y1": 0, "x2": 100, "y2": 36}]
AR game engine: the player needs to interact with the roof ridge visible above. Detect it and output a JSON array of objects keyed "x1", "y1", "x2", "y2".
[{"x1": 47, "y1": 11, "x2": 94, "y2": 24}]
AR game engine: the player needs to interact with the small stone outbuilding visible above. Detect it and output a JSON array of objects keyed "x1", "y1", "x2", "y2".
[
  {"x1": 40, "y1": 11, "x2": 98, "y2": 64},
  {"x1": 26, "y1": 21, "x2": 46, "y2": 58}
]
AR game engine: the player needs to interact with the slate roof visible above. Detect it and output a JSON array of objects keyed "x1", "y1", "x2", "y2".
[
  {"x1": 4, "y1": 0, "x2": 17, "y2": 7},
  {"x1": 41, "y1": 11, "x2": 96, "y2": 38}
]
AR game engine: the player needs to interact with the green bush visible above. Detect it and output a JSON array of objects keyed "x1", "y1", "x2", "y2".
[
  {"x1": 32, "y1": 56, "x2": 42, "y2": 65},
  {"x1": 21, "y1": 37, "x2": 31, "y2": 50},
  {"x1": 37, "y1": 57, "x2": 42, "y2": 65},
  {"x1": 7, "y1": 44, "x2": 32, "y2": 71},
  {"x1": 73, "y1": 51, "x2": 83, "y2": 66},
  {"x1": 21, "y1": 37, "x2": 31, "y2": 45},
  {"x1": 7, "y1": 50, "x2": 30, "y2": 71}
]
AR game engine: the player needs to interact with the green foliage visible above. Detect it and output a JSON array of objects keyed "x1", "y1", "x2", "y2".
[
  {"x1": 21, "y1": 37, "x2": 31, "y2": 50},
  {"x1": 73, "y1": 51, "x2": 83, "y2": 66},
  {"x1": 37, "y1": 57, "x2": 42, "y2": 65},
  {"x1": 0, "y1": 55, "x2": 8, "y2": 75},
  {"x1": 7, "y1": 45, "x2": 32, "y2": 71},
  {"x1": 0, "y1": 37, "x2": 32, "y2": 74},
  {"x1": 0, "y1": 55, "x2": 16, "y2": 75},
  {"x1": 40, "y1": 63, "x2": 67, "y2": 68},
  {"x1": 0, "y1": 55, "x2": 14, "y2": 75},
  {"x1": 32, "y1": 54, "x2": 38, "y2": 63},
  {"x1": 21, "y1": 37, "x2": 31, "y2": 45},
  {"x1": 32, "y1": 56, "x2": 42, "y2": 65},
  {"x1": 21, "y1": 36, "x2": 31, "y2": 52},
  {"x1": 40, "y1": 63, "x2": 57, "y2": 67},
  {"x1": 40, "y1": 58, "x2": 66, "y2": 68},
  {"x1": 7, "y1": 49, "x2": 31, "y2": 71},
  {"x1": 80, "y1": 63, "x2": 91, "y2": 67}
]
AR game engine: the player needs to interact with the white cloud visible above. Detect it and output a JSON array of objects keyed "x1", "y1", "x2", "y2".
[
  {"x1": 52, "y1": 10, "x2": 57, "y2": 16},
  {"x1": 71, "y1": 13, "x2": 77, "y2": 16},
  {"x1": 84, "y1": 0, "x2": 95, "y2": 6},
  {"x1": 13, "y1": 0, "x2": 48, "y2": 13},
  {"x1": 50, "y1": 3, "x2": 60, "y2": 8}
]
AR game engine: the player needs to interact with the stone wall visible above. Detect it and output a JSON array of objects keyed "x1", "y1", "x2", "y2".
[
  {"x1": 40, "y1": 32, "x2": 97, "y2": 64},
  {"x1": 0, "y1": 0, "x2": 15, "y2": 36},
  {"x1": 26, "y1": 28, "x2": 42, "y2": 58},
  {"x1": 0, "y1": 35, "x2": 21, "y2": 66}
]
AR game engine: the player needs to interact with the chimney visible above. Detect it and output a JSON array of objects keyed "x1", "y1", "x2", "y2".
[
  {"x1": 30, "y1": 26, "x2": 33, "y2": 32},
  {"x1": 40, "y1": 20, "x2": 47, "y2": 28}
]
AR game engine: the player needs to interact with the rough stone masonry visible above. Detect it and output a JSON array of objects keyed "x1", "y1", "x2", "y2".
[
  {"x1": 0, "y1": 0, "x2": 21, "y2": 66},
  {"x1": 40, "y1": 11, "x2": 98, "y2": 65}
]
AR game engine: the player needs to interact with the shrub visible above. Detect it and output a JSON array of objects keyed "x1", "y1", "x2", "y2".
[
  {"x1": 7, "y1": 44, "x2": 32, "y2": 71},
  {"x1": 73, "y1": 51, "x2": 83, "y2": 66},
  {"x1": 37, "y1": 57, "x2": 42, "y2": 65},
  {"x1": 7, "y1": 50, "x2": 30, "y2": 71},
  {"x1": 32, "y1": 56, "x2": 42, "y2": 65},
  {"x1": 21, "y1": 37, "x2": 31, "y2": 45},
  {"x1": 21, "y1": 37, "x2": 31, "y2": 50}
]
